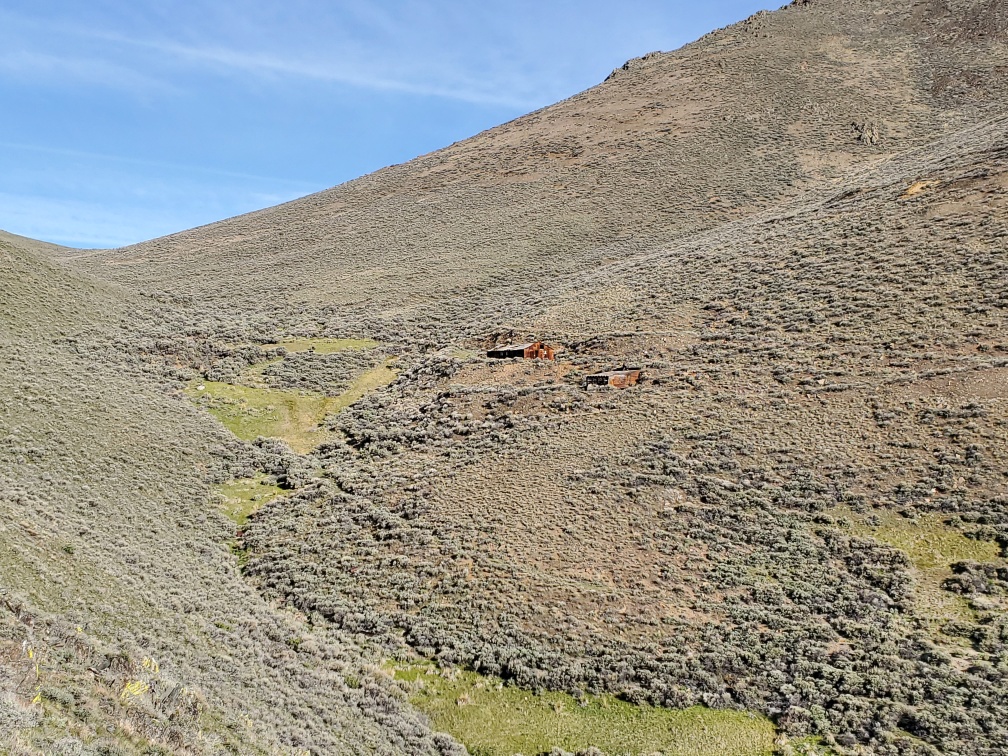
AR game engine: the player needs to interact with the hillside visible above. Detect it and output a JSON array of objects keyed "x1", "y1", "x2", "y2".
[
  {"x1": 6, "y1": 1, "x2": 1008, "y2": 755},
  {"x1": 68, "y1": 0, "x2": 1008, "y2": 326},
  {"x1": 243, "y1": 110, "x2": 1008, "y2": 753},
  {"x1": 0, "y1": 237, "x2": 454, "y2": 754}
]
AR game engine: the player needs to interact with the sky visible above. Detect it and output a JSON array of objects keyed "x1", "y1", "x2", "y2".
[{"x1": 0, "y1": 1, "x2": 772, "y2": 248}]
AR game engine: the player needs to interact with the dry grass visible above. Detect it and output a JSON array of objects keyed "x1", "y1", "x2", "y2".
[
  {"x1": 264, "y1": 337, "x2": 380, "y2": 354},
  {"x1": 901, "y1": 179, "x2": 942, "y2": 198}
]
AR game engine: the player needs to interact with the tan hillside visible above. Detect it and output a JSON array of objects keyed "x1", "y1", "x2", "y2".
[
  {"x1": 241, "y1": 109, "x2": 1008, "y2": 756},
  {"x1": 72, "y1": 0, "x2": 1007, "y2": 320}
]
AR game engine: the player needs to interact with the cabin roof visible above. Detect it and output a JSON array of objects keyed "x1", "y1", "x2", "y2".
[{"x1": 490, "y1": 342, "x2": 537, "y2": 351}]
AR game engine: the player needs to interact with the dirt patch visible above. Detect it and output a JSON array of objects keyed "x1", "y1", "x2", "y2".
[
  {"x1": 449, "y1": 359, "x2": 572, "y2": 388},
  {"x1": 889, "y1": 368, "x2": 1008, "y2": 404}
]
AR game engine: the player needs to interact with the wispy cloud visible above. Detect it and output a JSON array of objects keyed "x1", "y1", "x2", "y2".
[
  {"x1": 112, "y1": 35, "x2": 542, "y2": 109},
  {"x1": 0, "y1": 177, "x2": 312, "y2": 249},
  {"x1": 0, "y1": 2, "x2": 773, "y2": 110},
  {"x1": 0, "y1": 48, "x2": 173, "y2": 94},
  {"x1": 0, "y1": 192, "x2": 170, "y2": 248},
  {"x1": 0, "y1": 5, "x2": 551, "y2": 109},
  {"x1": 0, "y1": 141, "x2": 319, "y2": 189},
  {"x1": 0, "y1": 149, "x2": 317, "y2": 248},
  {"x1": 0, "y1": 1, "x2": 775, "y2": 247}
]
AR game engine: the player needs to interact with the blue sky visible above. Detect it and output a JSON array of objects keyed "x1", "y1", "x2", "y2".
[{"x1": 1, "y1": 1, "x2": 771, "y2": 248}]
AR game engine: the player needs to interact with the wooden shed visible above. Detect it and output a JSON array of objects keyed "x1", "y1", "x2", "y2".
[
  {"x1": 585, "y1": 367, "x2": 642, "y2": 388},
  {"x1": 486, "y1": 341, "x2": 555, "y2": 360}
]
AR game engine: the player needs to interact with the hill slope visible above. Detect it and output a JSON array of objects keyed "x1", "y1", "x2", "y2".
[
  {"x1": 256, "y1": 108, "x2": 1008, "y2": 752},
  {"x1": 70, "y1": 0, "x2": 1008, "y2": 326}
]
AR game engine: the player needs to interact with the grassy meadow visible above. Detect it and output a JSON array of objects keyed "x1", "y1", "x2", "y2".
[{"x1": 393, "y1": 663, "x2": 779, "y2": 756}]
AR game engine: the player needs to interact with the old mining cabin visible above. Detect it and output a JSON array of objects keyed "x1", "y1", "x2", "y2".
[
  {"x1": 585, "y1": 367, "x2": 643, "y2": 388},
  {"x1": 486, "y1": 341, "x2": 556, "y2": 360}
]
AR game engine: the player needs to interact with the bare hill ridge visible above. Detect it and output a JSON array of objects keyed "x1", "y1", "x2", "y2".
[{"x1": 72, "y1": 0, "x2": 1007, "y2": 320}]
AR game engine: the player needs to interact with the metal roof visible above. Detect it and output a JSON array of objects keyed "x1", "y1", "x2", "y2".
[{"x1": 490, "y1": 342, "x2": 536, "y2": 351}]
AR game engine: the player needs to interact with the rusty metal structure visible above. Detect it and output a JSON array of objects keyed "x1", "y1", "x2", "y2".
[
  {"x1": 486, "y1": 341, "x2": 556, "y2": 360},
  {"x1": 585, "y1": 367, "x2": 643, "y2": 388}
]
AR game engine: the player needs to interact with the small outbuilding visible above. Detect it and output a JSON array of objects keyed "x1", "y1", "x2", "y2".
[
  {"x1": 486, "y1": 341, "x2": 556, "y2": 360},
  {"x1": 585, "y1": 367, "x2": 643, "y2": 388}
]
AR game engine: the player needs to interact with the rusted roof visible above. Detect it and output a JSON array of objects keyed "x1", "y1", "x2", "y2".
[{"x1": 490, "y1": 342, "x2": 536, "y2": 351}]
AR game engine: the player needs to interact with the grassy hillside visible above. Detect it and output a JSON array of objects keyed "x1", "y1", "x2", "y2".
[
  {"x1": 0, "y1": 237, "x2": 456, "y2": 755},
  {"x1": 9, "y1": 1, "x2": 1008, "y2": 755}
]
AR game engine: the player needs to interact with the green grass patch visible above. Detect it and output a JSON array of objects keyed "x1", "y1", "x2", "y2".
[
  {"x1": 264, "y1": 337, "x2": 379, "y2": 354},
  {"x1": 187, "y1": 359, "x2": 398, "y2": 453},
  {"x1": 212, "y1": 474, "x2": 285, "y2": 527},
  {"x1": 391, "y1": 663, "x2": 775, "y2": 756},
  {"x1": 187, "y1": 380, "x2": 335, "y2": 453},
  {"x1": 859, "y1": 510, "x2": 1000, "y2": 570},
  {"x1": 847, "y1": 509, "x2": 1003, "y2": 627},
  {"x1": 326, "y1": 357, "x2": 397, "y2": 413}
]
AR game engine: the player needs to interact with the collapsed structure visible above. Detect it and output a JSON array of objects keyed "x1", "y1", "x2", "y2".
[{"x1": 585, "y1": 367, "x2": 643, "y2": 388}]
